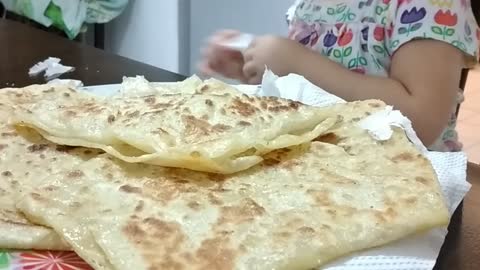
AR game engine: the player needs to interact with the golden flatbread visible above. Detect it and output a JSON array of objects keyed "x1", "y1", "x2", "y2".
[
  {"x1": 10, "y1": 83, "x2": 338, "y2": 173},
  {"x1": 17, "y1": 100, "x2": 448, "y2": 270},
  {"x1": 0, "y1": 86, "x2": 101, "y2": 250}
]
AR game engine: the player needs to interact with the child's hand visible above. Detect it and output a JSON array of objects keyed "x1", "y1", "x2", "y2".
[
  {"x1": 243, "y1": 35, "x2": 302, "y2": 84},
  {"x1": 198, "y1": 30, "x2": 246, "y2": 81}
]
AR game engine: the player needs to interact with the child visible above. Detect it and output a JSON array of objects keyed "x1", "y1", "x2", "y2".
[{"x1": 200, "y1": 0, "x2": 479, "y2": 152}]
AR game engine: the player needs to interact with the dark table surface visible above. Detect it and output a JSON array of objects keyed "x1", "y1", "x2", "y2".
[
  {"x1": 0, "y1": 19, "x2": 185, "y2": 86},
  {"x1": 1, "y1": 18, "x2": 479, "y2": 270}
]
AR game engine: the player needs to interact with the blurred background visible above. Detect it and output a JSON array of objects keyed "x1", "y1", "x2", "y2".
[{"x1": 0, "y1": 0, "x2": 294, "y2": 75}]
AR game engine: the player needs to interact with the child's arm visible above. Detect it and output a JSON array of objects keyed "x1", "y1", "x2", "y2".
[
  {"x1": 244, "y1": 1, "x2": 479, "y2": 147},
  {"x1": 243, "y1": 36, "x2": 464, "y2": 146},
  {"x1": 292, "y1": 38, "x2": 463, "y2": 147}
]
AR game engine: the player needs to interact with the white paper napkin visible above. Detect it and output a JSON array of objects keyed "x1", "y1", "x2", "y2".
[
  {"x1": 216, "y1": 33, "x2": 254, "y2": 52},
  {"x1": 28, "y1": 57, "x2": 74, "y2": 80}
]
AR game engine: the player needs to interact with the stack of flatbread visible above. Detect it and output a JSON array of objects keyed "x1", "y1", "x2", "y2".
[{"x1": 0, "y1": 77, "x2": 449, "y2": 270}]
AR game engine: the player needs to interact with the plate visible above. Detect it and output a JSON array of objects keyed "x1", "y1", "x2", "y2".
[
  {"x1": 82, "y1": 84, "x2": 120, "y2": 96},
  {"x1": 81, "y1": 83, "x2": 260, "y2": 97}
]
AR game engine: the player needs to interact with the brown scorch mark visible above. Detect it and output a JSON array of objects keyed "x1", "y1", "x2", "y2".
[
  {"x1": 119, "y1": 185, "x2": 143, "y2": 194},
  {"x1": 67, "y1": 170, "x2": 84, "y2": 178}
]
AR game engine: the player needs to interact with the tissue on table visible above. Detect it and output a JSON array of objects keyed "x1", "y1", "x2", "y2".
[
  {"x1": 28, "y1": 57, "x2": 61, "y2": 76},
  {"x1": 259, "y1": 69, "x2": 345, "y2": 106},
  {"x1": 29, "y1": 57, "x2": 74, "y2": 80},
  {"x1": 44, "y1": 63, "x2": 75, "y2": 80}
]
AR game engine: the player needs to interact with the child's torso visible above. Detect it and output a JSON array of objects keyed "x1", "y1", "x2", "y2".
[
  {"x1": 288, "y1": 0, "x2": 395, "y2": 76},
  {"x1": 287, "y1": 0, "x2": 474, "y2": 151}
]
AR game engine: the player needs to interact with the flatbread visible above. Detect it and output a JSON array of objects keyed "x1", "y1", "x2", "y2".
[
  {"x1": 0, "y1": 88, "x2": 102, "y2": 250},
  {"x1": 17, "y1": 100, "x2": 448, "y2": 270},
  {"x1": 194, "y1": 78, "x2": 245, "y2": 96},
  {"x1": 10, "y1": 84, "x2": 339, "y2": 173},
  {"x1": 0, "y1": 125, "x2": 103, "y2": 250}
]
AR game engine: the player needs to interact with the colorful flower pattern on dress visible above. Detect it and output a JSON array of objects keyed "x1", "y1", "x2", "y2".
[
  {"x1": 288, "y1": 0, "x2": 479, "y2": 152},
  {"x1": 0, "y1": 251, "x2": 11, "y2": 269},
  {"x1": 0, "y1": 251, "x2": 92, "y2": 270},
  {"x1": 17, "y1": 251, "x2": 92, "y2": 270},
  {"x1": 398, "y1": 7, "x2": 425, "y2": 36},
  {"x1": 432, "y1": 10, "x2": 458, "y2": 40}
]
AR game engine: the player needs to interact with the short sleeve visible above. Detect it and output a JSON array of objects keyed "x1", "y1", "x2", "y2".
[{"x1": 387, "y1": 0, "x2": 479, "y2": 66}]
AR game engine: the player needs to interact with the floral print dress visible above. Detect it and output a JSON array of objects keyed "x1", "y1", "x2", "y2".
[{"x1": 287, "y1": 0, "x2": 479, "y2": 152}]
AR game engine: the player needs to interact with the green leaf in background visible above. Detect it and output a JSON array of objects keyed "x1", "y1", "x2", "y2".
[
  {"x1": 333, "y1": 49, "x2": 342, "y2": 58},
  {"x1": 343, "y1": 47, "x2": 352, "y2": 57},
  {"x1": 445, "y1": 28, "x2": 455, "y2": 37},
  {"x1": 85, "y1": 0, "x2": 129, "y2": 23},
  {"x1": 0, "y1": 251, "x2": 10, "y2": 268},
  {"x1": 20, "y1": 0, "x2": 34, "y2": 18},
  {"x1": 431, "y1": 26, "x2": 443, "y2": 35},
  {"x1": 44, "y1": 2, "x2": 77, "y2": 39}
]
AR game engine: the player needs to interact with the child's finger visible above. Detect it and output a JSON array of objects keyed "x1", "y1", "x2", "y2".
[
  {"x1": 242, "y1": 61, "x2": 259, "y2": 80},
  {"x1": 247, "y1": 75, "x2": 262, "y2": 85},
  {"x1": 243, "y1": 49, "x2": 254, "y2": 62},
  {"x1": 223, "y1": 61, "x2": 245, "y2": 80},
  {"x1": 197, "y1": 62, "x2": 216, "y2": 77},
  {"x1": 202, "y1": 42, "x2": 237, "y2": 65},
  {"x1": 200, "y1": 31, "x2": 239, "y2": 62}
]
